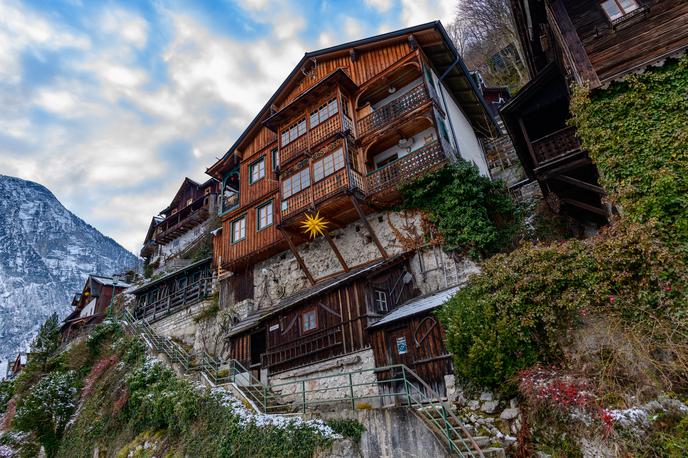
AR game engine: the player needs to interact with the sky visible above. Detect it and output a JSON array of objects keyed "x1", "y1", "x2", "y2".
[{"x1": 0, "y1": 0, "x2": 455, "y2": 254}]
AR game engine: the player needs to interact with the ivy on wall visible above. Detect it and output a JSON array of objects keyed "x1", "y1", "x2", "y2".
[
  {"x1": 570, "y1": 57, "x2": 688, "y2": 248},
  {"x1": 398, "y1": 161, "x2": 520, "y2": 259}
]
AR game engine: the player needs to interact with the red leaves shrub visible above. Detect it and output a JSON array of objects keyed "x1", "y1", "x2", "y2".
[
  {"x1": 82, "y1": 355, "x2": 119, "y2": 399},
  {"x1": 519, "y1": 366, "x2": 614, "y2": 434}
]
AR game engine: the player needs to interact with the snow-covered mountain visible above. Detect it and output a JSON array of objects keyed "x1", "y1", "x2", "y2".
[{"x1": 0, "y1": 175, "x2": 139, "y2": 359}]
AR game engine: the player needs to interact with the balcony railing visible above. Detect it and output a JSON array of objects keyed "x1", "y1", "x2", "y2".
[
  {"x1": 282, "y1": 168, "x2": 366, "y2": 219},
  {"x1": 357, "y1": 83, "x2": 431, "y2": 138},
  {"x1": 134, "y1": 275, "x2": 213, "y2": 322},
  {"x1": 261, "y1": 325, "x2": 344, "y2": 369},
  {"x1": 280, "y1": 134, "x2": 309, "y2": 166},
  {"x1": 155, "y1": 195, "x2": 210, "y2": 244},
  {"x1": 367, "y1": 140, "x2": 446, "y2": 194},
  {"x1": 531, "y1": 126, "x2": 581, "y2": 164}
]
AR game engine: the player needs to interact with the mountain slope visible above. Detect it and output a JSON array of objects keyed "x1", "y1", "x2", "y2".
[{"x1": 0, "y1": 175, "x2": 139, "y2": 359}]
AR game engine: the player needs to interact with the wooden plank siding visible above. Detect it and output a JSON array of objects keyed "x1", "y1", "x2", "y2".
[
  {"x1": 561, "y1": 0, "x2": 688, "y2": 83},
  {"x1": 370, "y1": 312, "x2": 452, "y2": 396}
]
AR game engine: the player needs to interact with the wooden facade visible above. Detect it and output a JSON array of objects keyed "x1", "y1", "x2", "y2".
[
  {"x1": 207, "y1": 22, "x2": 496, "y2": 273},
  {"x1": 227, "y1": 258, "x2": 416, "y2": 375},
  {"x1": 141, "y1": 177, "x2": 219, "y2": 258},
  {"x1": 132, "y1": 258, "x2": 213, "y2": 322},
  {"x1": 60, "y1": 275, "x2": 130, "y2": 342},
  {"x1": 503, "y1": 0, "x2": 688, "y2": 222}
]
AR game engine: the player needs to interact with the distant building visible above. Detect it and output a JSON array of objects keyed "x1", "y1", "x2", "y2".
[
  {"x1": 0, "y1": 359, "x2": 8, "y2": 381},
  {"x1": 60, "y1": 275, "x2": 131, "y2": 343},
  {"x1": 9, "y1": 353, "x2": 28, "y2": 378}
]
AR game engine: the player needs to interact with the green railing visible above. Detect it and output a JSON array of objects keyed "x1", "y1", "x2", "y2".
[
  {"x1": 265, "y1": 364, "x2": 482, "y2": 457},
  {"x1": 120, "y1": 310, "x2": 481, "y2": 456}
]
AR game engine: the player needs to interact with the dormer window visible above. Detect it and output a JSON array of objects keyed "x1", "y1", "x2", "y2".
[{"x1": 600, "y1": 0, "x2": 640, "y2": 22}]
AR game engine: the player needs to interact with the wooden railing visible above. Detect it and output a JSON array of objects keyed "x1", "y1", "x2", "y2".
[
  {"x1": 155, "y1": 195, "x2": 210, "y2": 244},
  {"x1": 261, "y1": 325, "x2": 344, "y2": 369},
  {"x1": 280, "y1": 134, "x2": 309, "y2": 166},
  {"x1": 309, "y1": 115, "x2": 340, "y2": 148},
  {"x1": 357, "y1": 83, "x2": 431, "y2": 138},
  {"x1": 367, "y1": 140, "x2": 446, "y2": 194},
  {"x1": 282, "y1": 167, "x2": 365, "y2": 219},
  {"x1": 531, "y1": 126, "x2": 581, "y2": 164},
  {"x1": 134, "y1": 275, "x2": 213, "y2": 322}
]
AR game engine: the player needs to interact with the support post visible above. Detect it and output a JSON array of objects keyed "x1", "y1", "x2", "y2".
[
  {"x1": 278, "y1": 227, "x2": 316, "y2": 285},
  {"x1": 302, "y1": 380, "x2": 307, "y2": 413},
  {"x1": 324, "y1": 232, "x2": 349, "y2": 272},
  {"x1": 350, "y1": 195, "x2": 388, "y2": 259},
  {"x1": 349, "y1": 373, "x2": 355, "y2": 410}
]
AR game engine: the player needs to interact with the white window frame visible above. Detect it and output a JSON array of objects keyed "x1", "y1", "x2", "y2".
[
  {"x1": 256, "y1": 201, "x2": 273, "y2": 231},
  {"x1": 281, "y1": 118, "x2": 307, "y2": 146},
  {"x1": 282, "y1": 168, "x2": 311, "y2": 199},
  {"x1": 313, "y1": 147, "x2": 345, "y2": 182},
  {"x1": 249, "y1": 157, "x2": 266, "y2": 184},
  {"x1": 373, "y1": 289, "x2": 388, "y2": 312},
  {"x1": 231, "y1": 216, "x2": 246, "y2": 243},
  {"x1": 309, "y1": 98, "x2": 339, "y2": 129}
]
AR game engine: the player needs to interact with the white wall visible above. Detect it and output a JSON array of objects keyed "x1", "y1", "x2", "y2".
[
  {"x1": 370, "y1": 126, "x2": 436, "y2": 168},
  {"x1": 429, "y1": 69, "x2": 491, "y2": 177}
]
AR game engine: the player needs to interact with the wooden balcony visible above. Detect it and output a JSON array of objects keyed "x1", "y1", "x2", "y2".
[
  {"x1": 531, "y1": 126, "x2": 581, "y2": 164},
  {"x1": 357, "y1": 83, "x2": 431, "y2": 139},
  {"x1": 282, "y1": 168, "x2": 366, "y2": 220},
  {"x1": 280, "y1": 134, "x2": 309, "y2": 166},
  {"x1": 261, "y1": 325, "x2": 344, "y2": 369},
  {"x1": 279, "y1": 115, "x2": 355, "y2": 167},
  {"x1": 134, "y1": 274, "x2": 213, "y2": 322},
  {"x1": 367, "y1": 140, "x2": 447, "y2": 195},
  {"x1": 154, "y1": 195, "x2": 211, "y2": 244}
]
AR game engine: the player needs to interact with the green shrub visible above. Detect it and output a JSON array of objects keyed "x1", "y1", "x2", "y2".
[
  {"x1": 398, "y1": 161, "x2": 520, "y2": 258},
  {"x1": 86, "y1": 321, "x2": 122, "y2": 355},
  {"x1": 13, "y1": 371, "x2": 79, "y2": 458},
  {"x1": 570, "y1": 57, "x2": 688, "y2": 248},
  {"x1": 439, "y1": 222, "x2": 688, "y2": 389},
  {"x1": 0, "y1": 379, "x2": 14, "y2": 415},
  {"x1": 325, "y1": 419, "x2": 365, "y2": 442}
]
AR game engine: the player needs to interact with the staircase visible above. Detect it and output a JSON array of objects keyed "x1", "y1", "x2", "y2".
[{"x1": 120, "y1": 310, "x2": 485, "y2": 456}]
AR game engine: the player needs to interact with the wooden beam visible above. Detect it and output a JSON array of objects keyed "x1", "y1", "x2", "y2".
[
  {"x1": 324, "y1": 232, "x2": 349, "y2": 272},
  {"x1": 278, "y1": 227, "x2": 315, "y2": 285},
  {"x1": 518, "y1": 117, "x2": 540, "y2": 167},
  {"x1": 350, "y1": 195, "x2": 388, "y2": 259},
  {"x1": 554, "y1": 175, "x2": 606, "y2": 195},
  {"x1": 560, "y1": 198, "x2": 608, "y2": 216},
  {"x1": 548, "y1": 0, "x2": 600, "y2": 87},
  {"x1": 538, "y1": 157, "x2": 592, "y2": 179}
]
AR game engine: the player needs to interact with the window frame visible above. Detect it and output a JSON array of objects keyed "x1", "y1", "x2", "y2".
[
  {"x1": 313, "y1": 147, "x2": 345, "y2": 183},
  {"x1": 301, "y1": 308, "x2": 318, "y2": 333},
  {"x1": 281, "y1": 118, "x2": 307, "y2": 146},
  {"x1": 373, "y1": 288, "x2": 389, "y2": 312},
  {"x1": 271, "y1": 147, "x2": 279, "y2": 171},
  {"x1": 309, "y1": 97, "x2": 339, "y2": 129},
  {"x1": 282, "y1": 167, "x2": 311, "y2": 199},
  {"x1": 256, "y1": 200, "x2": 274, "y2": 231},
  {"x1": 249, "y1": 156, "x2": 266, "y2": 184},
  {"x1": 600, "y1": 0, "x2": 640, "y2": 22},
  {"x1": 230, "y1": 215, "x2": 247, "y2": 244}
]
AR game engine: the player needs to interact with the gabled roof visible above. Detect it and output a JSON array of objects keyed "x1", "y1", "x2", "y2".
[
  {"x1": 207, "y1": 21, "x2": 498, "y2": 179},
  {"x1": 369, "y1": 285, "x2": 460, "y2": 328},
  {"x1": 89, "y1": 275, "x2": 132, "y2": 288}
]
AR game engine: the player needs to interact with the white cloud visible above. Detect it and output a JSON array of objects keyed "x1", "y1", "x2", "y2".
[
  {"x1": 100, "y1": 9, "x2": 148, "y2": 48},
  {"x1": 34, "y1": 89, "x2": 76, "y2": 114},
  {"x1": 399, "y1": 0, "x2": 454, "y2": 27},
  {"x1": 365, "y1": 0, "x2": 393, "y2": 13}
]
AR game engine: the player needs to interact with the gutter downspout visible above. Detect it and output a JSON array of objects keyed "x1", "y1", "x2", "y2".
[{"x1": 438, "y1": 57, "x2": 462, "y2": 162}]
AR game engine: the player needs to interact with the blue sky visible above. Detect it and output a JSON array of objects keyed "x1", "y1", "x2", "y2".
[{"x1": 0, "y1": 0, "x2": 454, "y2": 252}]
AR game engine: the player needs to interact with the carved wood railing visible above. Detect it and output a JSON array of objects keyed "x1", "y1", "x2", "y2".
[
  {"x1": 531, "y1": 126, "x2": 581, "y2": 164},
  {"x1": 261, "y1": 325, "x2": 344, "y2": 369},
  {"x1": 134, "y1": 275, "x2": 213, "y2": 322},
  {"x1": 309, "y1": 115, "x2": 340, "y2": 148},
  {"x1": 367, "y1": 140, "x2": 446, "y2": 194},
  {"x1": 357, "y1": 83, "x2": 431, "y2": 138},
  {"x1": 155, "y1": 195, "x2": 211, "y2": 244},
  {"x1": 280, "y1": 134, "x2": 309, "y2": 166}
]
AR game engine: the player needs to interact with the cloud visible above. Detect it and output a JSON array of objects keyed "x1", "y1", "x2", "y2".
[
  {"x1": 365, "y1": 0, "x2": 393, "y2": 13},
  {"x1": 99, "y1": 9, "x2": 149, "y2": 48},
  {"x1": 399, "y1": 0, "x2": 454, "y2": 27}
]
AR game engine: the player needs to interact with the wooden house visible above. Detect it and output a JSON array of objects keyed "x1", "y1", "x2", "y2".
[
  {"x1": 140, "y1": 177, "x2": 219, "y2": 264},
  {"x1": 206, "y1": 22, "x2": 498, "y2": 394},
  {"x1": 60, "y1": 275, "x2": 131, "y2": 342},
  {"x1": 207, "y1": 20, "x2": 497, "y2": 283},
  {"x1": 502, "y1": 0, "x2": 688, "y2": 221},
  {"x1": 131, "y1": 258, "x2": 213, "y2": 322},
  {"x1": 9, "y1": 353, "x2": 28, "y2": 377}
]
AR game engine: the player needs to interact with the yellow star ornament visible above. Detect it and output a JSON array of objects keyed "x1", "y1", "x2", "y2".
[{"x1": 300, "y1": 211, "x2": 329, "y2": 239}]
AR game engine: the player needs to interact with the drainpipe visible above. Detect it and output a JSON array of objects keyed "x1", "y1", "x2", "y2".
[{"x1": 437, "y1": 57, "x2": 462, "y2": 163}]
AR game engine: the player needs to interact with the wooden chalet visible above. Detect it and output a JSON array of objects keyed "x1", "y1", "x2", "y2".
[
  {"x1": 502, "y1": 0, "x2": 688, "y2": 221},
  {"x1": 131, "y1": 258, "x2": 213, "y2": 322},
  {"x1": 60, "y1": 275, "x2": 131, "y2": 342},
  {"x1": 207, "y1": 21, "x2": 498, "y2": 282},
  {"x1": 10, "y1": 353, "x2": 28, "y2": 377},
  {"x1": 140, "y1": 177, "x2": 219, "y2": 259}
]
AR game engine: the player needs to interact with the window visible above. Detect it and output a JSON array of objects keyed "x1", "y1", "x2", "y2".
[
  {"x1": 231, "y1": 216, "x2": 246, "y2": 243},
  {"x1": 271, "y1": 148, "x2": 279, "y2": 171},
  {"x1": 256, "y1": 201, "x2": 273, "y2": 230},
  {"x1": 249, "y1": 157, "x2": 265, "y2": 184},
  {"x1": 313, "y1": 148, "x2": 345, "y2": 182},
  {"x1": 373, "y1": 289, "x2": 388, "y2": 312},
  {"x1": 309, "y1": 98, "x2": 338, "y2": 128},
  {"x1": 302, "y1": 309, "x2": 318, "y2": 332},
  {"x1": 281, "y1": 118, "x2": 306, "y2": 146},
  {"x1": 600, "y1": 0, "x2": 640, "y2": 21},
  {"x1": 282, "y1": 168, "x2": 311, "y2": 198},
  {"x1": 221, "y1": 170, "x2": 240, "y2": 214}
]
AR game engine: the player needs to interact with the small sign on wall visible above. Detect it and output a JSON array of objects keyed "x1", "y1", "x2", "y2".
[
  {"x1": 269, "y1": 324, "x2": 280, "y2": 332},
  {"x1": 396, "y1": 336, "x2": 408, "y2": 355}
]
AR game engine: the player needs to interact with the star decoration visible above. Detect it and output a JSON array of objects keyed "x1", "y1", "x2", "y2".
[{"x1": 300, "y1": 211, "x2": 328, "y2": 239}]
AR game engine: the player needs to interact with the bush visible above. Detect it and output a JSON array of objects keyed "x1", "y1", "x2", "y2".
[
  {"x1": 570, "y1": 57, "x2": 688, "y2": 248},
  {"x1": 325, "y1": 419, "x2": 365, "y2": 442},
  {"x1": 439, "y1": 222, "x2": 688, "y2": 389},
  {"x1": 0, "y1": 380, "x2": 13, "y2": 416},
  {"x1": 13, "y1": 371, "x2": 78, "y2": 458},
  {"x1": 399, "y1": 161, "x2": 520, "y2": 258}
]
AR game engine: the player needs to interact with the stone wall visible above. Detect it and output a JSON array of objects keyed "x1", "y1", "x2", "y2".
[
  {"x1": 148, "y1": 299, "x2": 222, "y2": 353},
  {"x1": 314, "y1": 408, "x2": 451, "y2": 458},
  {"x1": 269, "y1": 349, "x2": 379, "y2": 408}
]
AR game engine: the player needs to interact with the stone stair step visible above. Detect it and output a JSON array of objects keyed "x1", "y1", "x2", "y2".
[{"x1": 481, "y1": 447, "x2": 506, "y2": 458}]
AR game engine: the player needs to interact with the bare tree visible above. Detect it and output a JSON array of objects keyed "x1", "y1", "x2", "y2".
[{"x1": 448, "y1": 0, "x2": 527, "y2": 90}]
